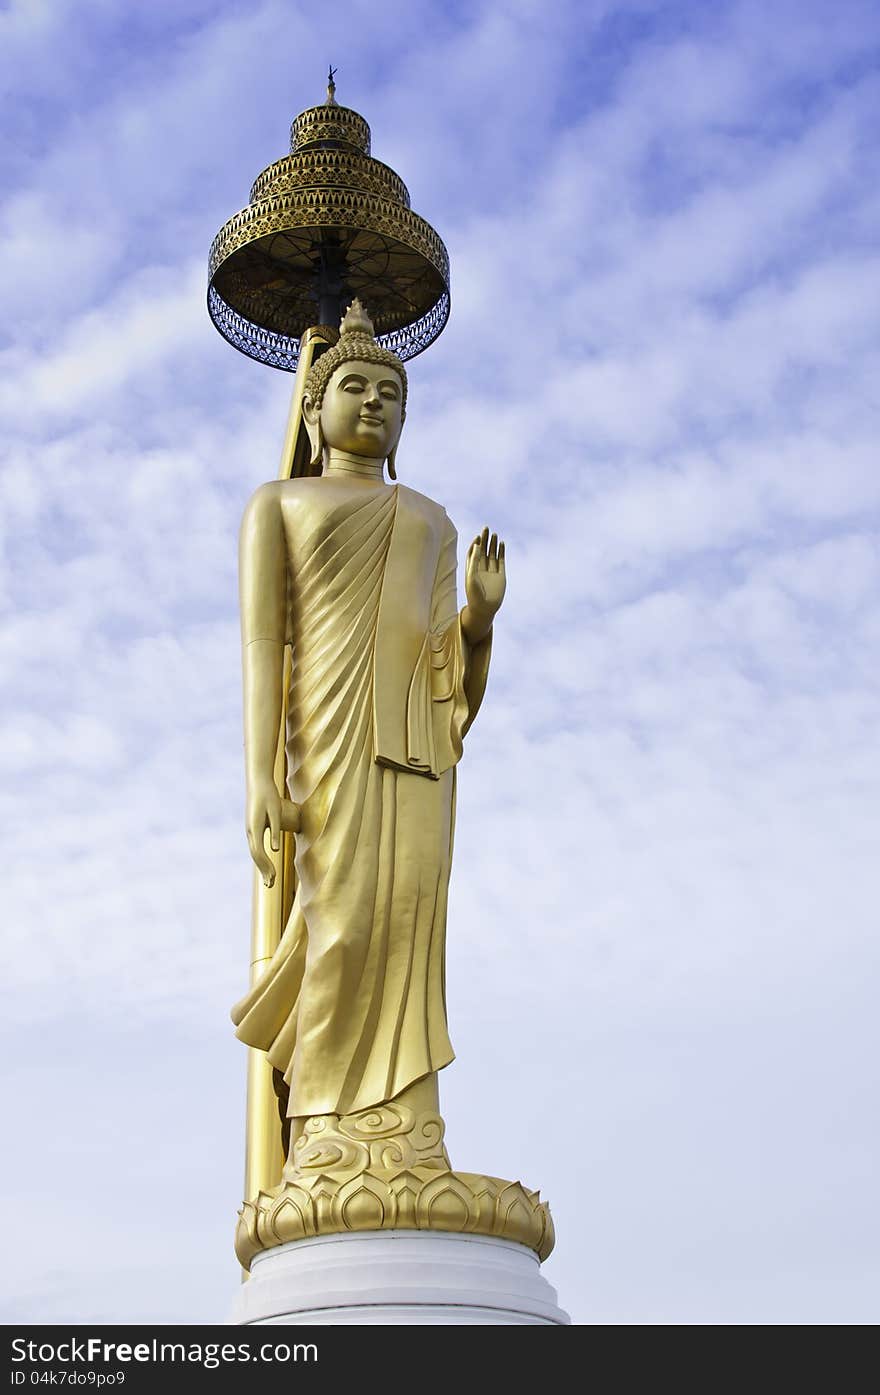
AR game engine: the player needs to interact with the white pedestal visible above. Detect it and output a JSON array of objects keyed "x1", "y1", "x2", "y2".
[{"x1": 230, "y1": 1230, "x2": 570, "y2": 1325}]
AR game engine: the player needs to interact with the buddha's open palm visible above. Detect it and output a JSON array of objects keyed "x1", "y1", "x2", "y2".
[{"x1": 465, "y1": 526, "x2": 506, "y2": 622}]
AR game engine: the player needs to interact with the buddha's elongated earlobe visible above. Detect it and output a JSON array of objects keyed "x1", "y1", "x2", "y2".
[
  {"x1": 302, "y1": 397, "x2": 324, "y2": 469},
  {"x1": 309, "y1": 418, "x2": 324, "y2": 469},
  {"x1": 387, "y1": 442, "x2": 399, "y2": 480}
]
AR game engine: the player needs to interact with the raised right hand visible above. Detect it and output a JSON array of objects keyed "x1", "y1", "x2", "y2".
[{"x1": 246, "y1": 778, "x2": 300, "y2": 888}]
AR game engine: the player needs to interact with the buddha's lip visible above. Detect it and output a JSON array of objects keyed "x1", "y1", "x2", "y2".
[{"x1": 359, "y1": 414, "x2": 383, "y2": 424}]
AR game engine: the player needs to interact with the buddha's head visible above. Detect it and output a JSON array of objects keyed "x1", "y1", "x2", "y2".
[{"x1": 303, "y1": 300, "x2": 407, "y2": 476}]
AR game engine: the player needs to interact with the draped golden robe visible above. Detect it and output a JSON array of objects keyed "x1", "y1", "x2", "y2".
[{"x1": 231, "y1": 480, "x2": 491, "y2": 1120}]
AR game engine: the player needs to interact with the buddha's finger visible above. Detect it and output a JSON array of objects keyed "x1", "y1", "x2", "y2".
[
  {"x1": 248, "y1": 830, "x2": 275, "y2": 887},
  {"x1": 498, "y1": 540, "x2": 505, "y2": 565},
  {"x1": 480, "y1": 525, "x2": 490, "y2": 558},
  {"x1": 465, "y1": 542, "x2": 477, "y2": 583},
  {"x1": 489, "y1": 532, "x2": 498, "y2": 564}
]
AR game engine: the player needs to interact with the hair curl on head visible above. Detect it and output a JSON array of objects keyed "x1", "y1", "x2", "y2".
[{"x1": 305, "y1": 300, "x2": 408, "y2": 412}]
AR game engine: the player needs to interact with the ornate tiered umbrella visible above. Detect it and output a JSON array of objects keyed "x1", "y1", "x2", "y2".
[{"x1": 208, "y1": 70, "x2": 449, "y2": 372}]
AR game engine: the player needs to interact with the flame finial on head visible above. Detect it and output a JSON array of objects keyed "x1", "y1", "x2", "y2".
[{"x1": 339, "y1": 298, "x2": 374, "y2": 337}]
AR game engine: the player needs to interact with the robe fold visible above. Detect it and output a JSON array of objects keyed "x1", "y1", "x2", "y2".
[{"x1": 231, "y1": 482, "x2": 491, "y2": 1119}]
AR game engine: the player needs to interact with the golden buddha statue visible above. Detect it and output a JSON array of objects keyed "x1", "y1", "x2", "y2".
[
  {"x1": 231, "y1": 301, "x2": 554, "y2": 1267},
  {"x1": 231, "y1": 300, "x2": 504, "y2": 1173}
]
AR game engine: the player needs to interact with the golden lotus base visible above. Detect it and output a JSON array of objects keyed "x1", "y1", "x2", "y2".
[{"x1": 236, "y1": 1165, "x2": 555, "y2": 1270}]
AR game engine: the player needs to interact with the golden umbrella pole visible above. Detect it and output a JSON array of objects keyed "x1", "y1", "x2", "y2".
[{"x1": 242, "y1": 326, "x2": 335, "y2": 1209}]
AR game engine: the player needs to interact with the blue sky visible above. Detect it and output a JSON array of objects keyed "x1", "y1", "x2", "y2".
[{"x1": 1, "y1": 0, "x2": 879, "y2": 1324}]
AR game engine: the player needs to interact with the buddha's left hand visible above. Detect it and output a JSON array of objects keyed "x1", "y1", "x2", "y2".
[{"x1": 463, "y1": 526, "x2": 506, "y2": 644}]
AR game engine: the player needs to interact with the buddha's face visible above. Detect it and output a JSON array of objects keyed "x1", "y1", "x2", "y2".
[{"x1": 318, "y1": 359, "x2": 404, "y2": 459}]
